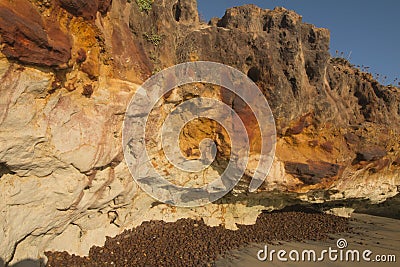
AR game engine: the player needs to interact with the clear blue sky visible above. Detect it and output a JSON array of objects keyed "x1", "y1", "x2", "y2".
[{"x1": 198, "y1": 0, "x2": 399, "y2": 85}]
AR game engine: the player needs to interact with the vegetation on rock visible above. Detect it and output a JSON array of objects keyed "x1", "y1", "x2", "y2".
[{"x1": 136, "y1": 0, "x2": 153, "y2": 12}]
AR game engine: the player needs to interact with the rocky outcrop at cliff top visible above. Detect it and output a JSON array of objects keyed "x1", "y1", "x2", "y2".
[{"x1": 0, "y1": 0, "x2": 399, "y2": 265}]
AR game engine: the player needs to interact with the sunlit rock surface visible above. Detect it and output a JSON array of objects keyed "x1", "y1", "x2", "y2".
[{"x1": 0, "y1": 0, "x2": 399, "y2": 264}]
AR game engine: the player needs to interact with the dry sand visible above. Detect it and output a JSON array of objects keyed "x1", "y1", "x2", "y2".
[{"x1": 216, "y1": 213, "x2": 399, "y2": 267}]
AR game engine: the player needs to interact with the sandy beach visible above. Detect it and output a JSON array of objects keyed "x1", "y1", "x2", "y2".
[{"x1": 216, "y1": 213, "x2": 399, "y2": 267}]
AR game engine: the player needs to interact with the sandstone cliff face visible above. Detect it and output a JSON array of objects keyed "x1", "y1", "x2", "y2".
[{"x1": 0, "y1": 0, "x2": 399, "y2": 264}]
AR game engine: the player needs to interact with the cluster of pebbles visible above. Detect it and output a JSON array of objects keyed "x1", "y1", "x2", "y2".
[{"x1": 45, "y1": 210, "x2": 349, "y2": 266}]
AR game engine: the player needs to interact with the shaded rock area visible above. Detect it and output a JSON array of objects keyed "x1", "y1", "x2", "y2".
[
  {"x1": 58, "y1": 0, "x2": 112, "y2": 20},
  {"x1": 58, "y1": 0, "x2": 99, "y2": 20},
  {"x1": 45, "y1": 211, "x2": 349, "y2": 267},
  {"x1": 0, "y1": 0, "x2": 399, "y2": 265},
  {"x1": 355, "y1": 146, "x2": 387, "y2": 163},
  {"x1": 284, "y1": 160, "x2": 340, "y2": 185}
]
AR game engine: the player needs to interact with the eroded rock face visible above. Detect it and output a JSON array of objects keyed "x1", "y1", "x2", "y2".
[
  {"x1": 0, "y1": 0, "x2": 399, "y2": 265},
  {"x1": 0, "y1": 0, "x2": 71, "y2": 68}
]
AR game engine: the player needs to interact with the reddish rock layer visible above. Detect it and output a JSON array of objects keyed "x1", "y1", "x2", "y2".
[{"x1": 0, "y1": 0, "x2": 71, "y2": 68}]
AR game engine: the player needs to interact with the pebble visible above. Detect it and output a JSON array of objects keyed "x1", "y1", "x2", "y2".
[{"x1": 45, "y1": 211, "x2": 349, "y2": 267}]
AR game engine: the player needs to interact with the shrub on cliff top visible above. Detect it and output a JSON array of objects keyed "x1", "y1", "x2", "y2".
[{"x1": 136, "y1": 0, "x2": 153, "y2": 12}]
